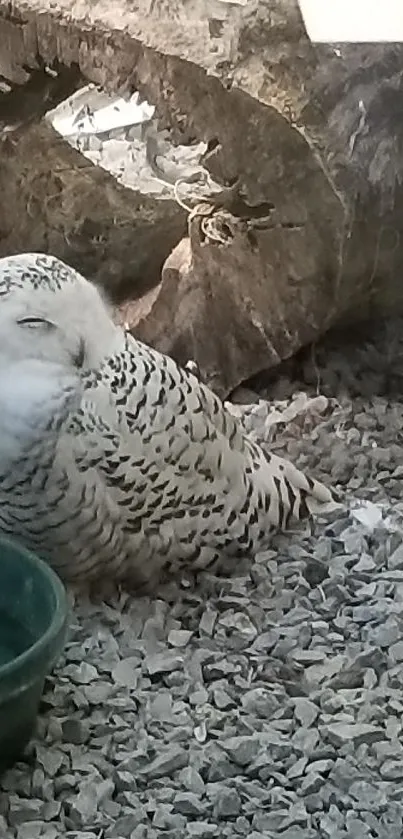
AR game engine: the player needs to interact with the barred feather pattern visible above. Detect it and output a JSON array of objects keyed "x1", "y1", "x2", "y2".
[{"x1": 0, "y1": 253, "x2": 334, "y2": 590}]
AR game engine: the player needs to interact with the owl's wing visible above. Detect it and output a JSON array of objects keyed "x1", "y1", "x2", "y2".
[
  {"x1": 84, "y1": 335, "x2": 335, "y2": 530},
  {"x1": 0, "y1": 380, "x2": 163, "y2": 588}
]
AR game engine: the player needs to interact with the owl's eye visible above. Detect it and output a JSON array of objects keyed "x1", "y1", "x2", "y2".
[
  {"x1": 16, "y1": 316, "x2": 55, "y2": 329},
  {"x1": 72, "y1": 337, "x2": 86, "y2": 369}
]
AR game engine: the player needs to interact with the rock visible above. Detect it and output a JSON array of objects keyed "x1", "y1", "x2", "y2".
[
  {"x1": 323, "y1": 723, "x2": 385, "y2": 748},
  {"x1": 367, "y1": 618, "x2": 401, "y2": 648},
  {"x1": 35, "y1": 746, "x2": 65, "y2": 777},
  {"x1": 220, "y1": 736, "x2": 262, "y2": 767},
  {"x1": 128, "y1": 829, "x2": 148, "y2": 839},
  {"x1": 113, "y1": 769, "x2": 138, "y2": 793},
  {"x1": 308, "y1": 759, "x2": 334, "y2": 775},
  {"x1": 167, "y1": 630, "x2": 194, "y2": 648},
  {"x1": 213, "y1": 687, "x2": 235, "y2": 710},
  {"x1": 8, "y1": 798, "x2": 47, "y2": 826},
  {"x1": 194, "y1": 721, "x2": 208, "y2": 743},
  {"x1": 189, "y1": 688, "x2": 209, "y2": 706},
  {"x1": 63, "y1": 661, "x2": 99, "y2": 684},
  {"x1": 292, "y1": 727, "x2": 320, "y2": 756},
  {"x1": 152, "y1": 804, "x2": 186, "y2": 830},
  {"x1": 210, "y1": 787, "x2": 242, "y2": 819},
  {"x1": 217, "y1": 611, "x2": 258, "y2": 639},
  {"x1": 287, "y1": 757, "x2": 308, "y2": 779},
  {"x1": 144, "y1": 652, "x2": 184, "y2": 675},
  {"x1": 380, "y1": 760, "x2": 403, "y2": 780},
  {"x1": 178, "y1": 766, "x2": 205, "y2": 796},
  {"x1": 388, "y1": 545, "x2": 403, "y2": 570},
  {"x1": 112, "y1": 657, "x2": 141, "y2": 688},
  {"x1": 68, "y1": 778, "x2": 115, "y2": 827},
  {"x1": 3, "y1": 3, "x2": 403, "y2": 395},
  {"x1": 390, "y1": 641, "x2": 403, "y2": 663},
  {"x1": 293, "y1": 698, "x2": 319, "y2": 727},
  {"x1": 16, "y1": 823, "x2": 43, "y2": 839},
  {"x1": 187, "y1": 824, "x2": 217, "y2": 838},
  {"x1": 173, "y1": 792, "x2": 205, "y2": 818},
  {"x1": 139, "y1": 746, "x2": 188, "y2": 779},
  {"x1": 305, "y1": 655, "x2": 347, "y2": 685},
  {"x1": 345, "y1": 814, "x2": 373, "y2": 838},
  {"x1": 303, "y1": 558, "x2": 329, "y2": 587},
  {"x1": 241, "y1": 688, "x2": 280, "y2": 718},
  {"x1": 61, "y1": 718, "x2": 90, "y2": 745},
  {"x1": 299, "y1": 773, "x2": 324, "y2": 796},
  {"x1": 148, "y1": 692, "x2": 174, "y2": 722},
  {"x1": 106, "y1": 811, "x2": 146, "y2": 836},
  {"x1": 198, "y1": 608, "x2": 218, "y2": 637}
]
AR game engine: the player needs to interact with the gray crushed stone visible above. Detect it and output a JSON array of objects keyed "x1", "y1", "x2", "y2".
[{"x1": 3, "y1": 320, "x2": 403, "y2": 837}]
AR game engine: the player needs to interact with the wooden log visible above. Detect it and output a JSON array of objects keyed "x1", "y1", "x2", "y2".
[
  {"x1": 1, "y1": 0, "x2": 403, "y2": 394},
  {"x1": 0, "y1": 70, "x2": 187, "y2": 299}
]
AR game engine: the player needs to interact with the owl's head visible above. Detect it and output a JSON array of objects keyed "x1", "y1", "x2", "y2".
[{"x1": 0, "y1": 253, "x2": 120, "y2": 371}]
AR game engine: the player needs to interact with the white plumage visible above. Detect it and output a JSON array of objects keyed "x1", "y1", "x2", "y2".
[{"x1": 0, "y1": 253, "x2": 334, "y2": 591}]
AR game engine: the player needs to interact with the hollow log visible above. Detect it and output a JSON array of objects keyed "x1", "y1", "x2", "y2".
[
  {"x1": 1, "y1": 0, "x2": 403, "y2": 395},
  {"x1": 0, "y1": 71, "x2": 187, "y2": 300}
]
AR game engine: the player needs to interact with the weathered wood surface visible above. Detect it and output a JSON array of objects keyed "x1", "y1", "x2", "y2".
[
  {"x1": 1, "y1": 0, "x2": 403, "y2": 395},
  {"x1": 0, "y1": 67, "x2": 187, "y2": 300}
]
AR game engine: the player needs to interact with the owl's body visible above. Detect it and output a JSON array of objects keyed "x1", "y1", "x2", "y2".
[{"x1": 0, "y1": 253, "x2": 334, "y2": 590}]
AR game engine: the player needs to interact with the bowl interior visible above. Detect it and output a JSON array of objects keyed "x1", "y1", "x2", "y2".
[{"x1": 0, "y1": 538, "x2": 66, "y2": 668}]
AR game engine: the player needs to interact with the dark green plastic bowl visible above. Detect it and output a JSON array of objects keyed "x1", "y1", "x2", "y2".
[{"x1": 0, "y1": 536, "x2": 68, "y2": 771}]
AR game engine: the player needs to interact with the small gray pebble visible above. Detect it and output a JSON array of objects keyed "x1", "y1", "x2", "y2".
[
  {"x1": 300, "y1": 773, "x2": 324, "y2": 795},
  {"x1": 199, "y1": 609, "x2": 218, "y2": 636},
  {"x1": 140, "y1": 746, "x2": 188, "y2": 779},
  {"x1": 112, "y1": 657, "x2": 141, "y2": 688},
  {"x1": 16, "y1": 823, "x2": 43, "y2": 839},
  {"x1": 221, "y1": 736, "x2": 261, "y2": 766},
  {"x1": 213, "y1": 687, "x2": 235, "y2": 709},
  {"x1": 173, "y1": 792, "x2": 206, "y2": 817},
  {"x1": 178, "y1": 766, "x2": 205, "y2": 795},
  {"x1": 293, "y1": 698, "x2": 319, "y2": 727},
  {"x1": 144, "y1": 652, "x2": 184, "y2": 675},
  {"x1": 187, "y1": 824, "x2": 217, "y2": 838},
  {"x1": 130, "y1": 828, "x2": 149, "y2": 839},
  {"x1": 389, "y1": 640, "x2": 403, "y2": 662},
  {"x1": 62, "y1": 718, "x2": 90, "y2": 745},
  {"x1": 380, "y1": 760, "x2": 403, "y2": 780},
  {"x1": 8, "y1": 798, "x2": 47, "y2": 827},
  {"x1": 211, "y1": 788, "x2": 242, "y2": 819},
  {"x1": 64, "y1": 662, "x2": 98, "y2": 684},
  {"x1": 241, "y1": 688, "x2": 280, "y2": 717},
  {"x1": 168, "y1": 629, "x2": 194, "y2": 647},
  {"x1": 324, "y1": 723, "x2": 385, "y2": 748}
]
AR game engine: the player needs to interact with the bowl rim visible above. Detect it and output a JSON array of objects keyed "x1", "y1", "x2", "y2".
[{"x1": 0, "y1": 535, "x2": 68, "y2": 677}]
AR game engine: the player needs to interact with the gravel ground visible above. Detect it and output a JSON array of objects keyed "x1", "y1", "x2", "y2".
[{"x1": 2, "y1": 319, "x2": 403, "y2": 838}]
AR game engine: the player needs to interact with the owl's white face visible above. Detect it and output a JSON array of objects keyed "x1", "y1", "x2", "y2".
[{"x1": 0, "y1": 254, "x2": 121, "y2": 372}]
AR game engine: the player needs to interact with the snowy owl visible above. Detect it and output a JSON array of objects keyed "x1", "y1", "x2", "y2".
[{"x1": 0, "y1": 253, "x2": 335, "y2": 592}]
